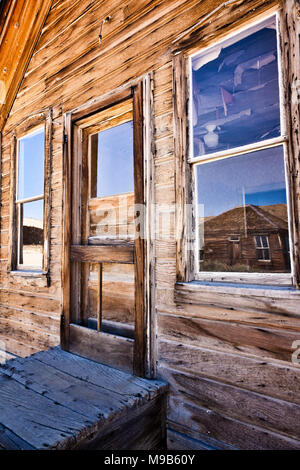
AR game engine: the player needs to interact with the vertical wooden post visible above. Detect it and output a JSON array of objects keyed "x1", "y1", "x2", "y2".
[
  {"x1": 143, "y1": 72, "x2": 156, "y2": 379},
  {"x1": 97, "y1": 263, "x2": 103, "y2": 332},
  {"x1": 18, "y1": 203, "x2": 23, "y2": 265},
  {"x1": 280, "y1": 0, "x2": 300, "y2": 288},
  {"x1": 8, "y1": 133, "x2": 17, "y2": 271},
  {"x1": 43, "y1": 108, "x2": 53, "y2": 276},
  {"x1": 61, "y1": 113, "x2": 72, "y2": 350},
  {"x1": 133, "y1": 80, "x2": 145, "y2": 377},
  {"x1": 173, "y1": 52, "x2": 194, "y2": 283},
  {"x1": 80, "y1": 128, "x2": 90, "y2": 325}
]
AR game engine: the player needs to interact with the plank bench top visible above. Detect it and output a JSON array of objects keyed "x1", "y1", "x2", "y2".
[{"x1": 0, "y1": 347, "x2": 167, "y2": 450}]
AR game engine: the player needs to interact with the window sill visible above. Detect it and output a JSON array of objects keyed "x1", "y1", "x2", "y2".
[
  {"x1": 174, "y1": 280, "x2": 300, "y2": 315},
  {"x1": 9, "y1": 270, "x2": 49, "y2": 288},
  {"x1": 10, "y1": 269, "x2": 47, "y2": 278},
  {"x1": 194, "y1": 271, "x2": 292, "y2": 286}
]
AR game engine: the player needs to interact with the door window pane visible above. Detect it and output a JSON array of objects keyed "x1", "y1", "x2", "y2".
[
  {"x1": 90, "y1": 120, "x2": 134, "y2": 198},
  {"x1": 85, "y1": 263, "x2": 134, "y2": 338},
  {"x1": 192, "y1": 16, "x2": 280, "y2": 156},
  {"x1": 17, "y1": 128, "x2": 45, "y2": 200},
  {"x1": 197, "y1": 146, "x2": 290, "y2": 273},
  {"x1": 18, "y1": 199, "x2": 44, "y2": 268}
]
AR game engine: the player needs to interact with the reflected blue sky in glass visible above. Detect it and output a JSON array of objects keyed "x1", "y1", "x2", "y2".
[
  {"x1": 17, "y1": 128, "x2": 45, "y2": 200},
  {"x1": 192, "y1": 16, "x2": 280, "y2": 156},
  {"x1": 197, "y1": 146, "x2": 287, "y2": 217},
  {"x1": 97, "y1": 121, "x2": 133, "y2": 198}
]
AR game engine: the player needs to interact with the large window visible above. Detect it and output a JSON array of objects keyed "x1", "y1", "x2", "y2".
[
  {"x1": 16, "y1": 127, "x2": 45, "y2": 270},
  {"x1": 190, "y1": 15, "x2": 292, "y2": 280}
]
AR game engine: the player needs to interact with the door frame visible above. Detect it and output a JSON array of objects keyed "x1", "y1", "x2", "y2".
[{"x1": 61, "y1": 76, "x2": 155, "y2": 378}]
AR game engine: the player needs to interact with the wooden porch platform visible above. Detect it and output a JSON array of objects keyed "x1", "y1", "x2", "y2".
[{"x1": 0, "y1": 347, "x2": 168, "y2": 450}]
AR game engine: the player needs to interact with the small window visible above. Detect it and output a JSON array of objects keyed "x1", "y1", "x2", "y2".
[
  {"x1": 255, "y1": 235, "x2": 270, "y2": 261},
  {"x1": 16, "y1": 127, "x2": 45, "y2": 270},
  {"x1": 189, "y1": 15, "x2": 292, "y2": 280}
]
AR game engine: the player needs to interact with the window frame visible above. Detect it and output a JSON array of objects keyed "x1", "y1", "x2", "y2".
[
  {"x1": 173, "y1": 4, "x2": 300, "y2": 288},
  {"x1": 61, "y1": 77, "x2": 156, "y2": 378},
  {"x1": 174, "y1": 10, "x2": 296, "y2": 288},
  {"x1": 255, "y1": 235, "x2": 271, "y2": 262},
  {"x1": 16, "y1": 125, "x2": 45, "y2": 270},
  {"x1": 8, "y1": 110, "x2": 52, "y2": 279}
]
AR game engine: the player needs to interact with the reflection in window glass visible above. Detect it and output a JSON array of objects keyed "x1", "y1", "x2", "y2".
[
  {"x1": 90, "y1": 121, "x2": 134, "y2": 198},
  {"x1": 17, "y1": 128, "x2": 45, "y2": 200},
  {"x1": 255, "y1": 235, "x2": 270, "y2": 260},
  {"x1": 85, "y1": 263, "x2": 134, "y2": 338},
  {"x1": 192, "y1": 16, "x2": 280, "y2": 156},
  {"x1": 18, "y1": 199, "x2": 44, "y2": 268},
  {"x1": 197, "y1": 146, "x2": 290, "y2": 273}
]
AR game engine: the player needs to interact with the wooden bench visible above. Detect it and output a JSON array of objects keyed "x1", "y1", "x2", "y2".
[{"x1": 0, "y1": 347, "x2": 168, "y2": 450}]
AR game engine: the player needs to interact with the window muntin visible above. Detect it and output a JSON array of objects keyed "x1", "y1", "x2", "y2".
[
  {"x1": 16, "y1": 127, "x2": 45, "y2": 270},
  {"x1": 191, "y1": 16, "x2": 281, "y2": 158},
  {"x1": 190, "y1": 14, "x2": 292, "y2": 280}
]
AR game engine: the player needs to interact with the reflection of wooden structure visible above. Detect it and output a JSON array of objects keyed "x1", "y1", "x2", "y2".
[
  {"x1": 202, "y1": 204, "x2": 290, "y2": 272},
  {"x1": 0, "y1": 0, "x2": 300, "y2": 451}
]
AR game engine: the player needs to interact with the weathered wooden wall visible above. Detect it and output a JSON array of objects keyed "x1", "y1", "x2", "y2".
[{"x1": 1, "y1": 0, "x2": 300, "y2": 450}]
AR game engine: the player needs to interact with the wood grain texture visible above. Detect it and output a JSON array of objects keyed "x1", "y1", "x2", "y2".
[
  {"x1": 133, "y1": 80, "x2": 146, "y2": 377},
  {"x1": 158, "y1": 312, "x2": 300, "y2": 362},
  {"x1": 173, "y1": 52, "x2": 194, "y2": 282},
  {"x1": 159, "y1": 340, "x2": 300, "y2": 405},
  {"x1": 61, "y1": 112, "x2": 72, "y2": 349},
  {"x1": 175, "y1": 281, "x2": 300, "y2": 316},
  {"x1": 70, "y1": 244, "x2": 134, "y2": 264},
  {"x1": 1, "y1": 0, "x2": 300, "y2": 452},
  {"x1": 0, "y1": 347, "x2": 167, "y2": 450},
  {"x1": 0, "y1": 0, "x2": 53, "y2": 130},
  {"x1": 69, "y1": 324, "x2": 134, "y2": 374},
  {"x1": 168, "y1": 396, "x2": 300, "y2": 450},
  {"x1": 160, "y1": 366, "x2": 300, "y2": 441},
  {"x1": 167, "y1": 427, "x2": 235, "y2": 450},
  {"x1": 279, "y1": 0, "x2": 300, "y2": 288}
]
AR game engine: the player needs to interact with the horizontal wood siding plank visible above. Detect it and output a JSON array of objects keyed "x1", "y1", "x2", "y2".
[
  {"x1": 158, "y1": 313, "x2": 300, "y2": 362},
  {"x1": 168, "y1": 397, "x2": 300, "y2": 450},
  {"x1": 69, "y1": 324, "x2": 134, "y2": 374},
  {"x1": 159, "y1": 339, "x2": 300, "y2": 405},
  {"x1": 159, "y1": 366, "x2": 300, "y2": 441},
  {"x1": 70, "y1": 245, "x2": 134, "y2": 264}
]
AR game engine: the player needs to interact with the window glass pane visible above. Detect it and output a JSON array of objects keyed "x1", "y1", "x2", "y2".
[
  {"x1": 17, "y1": 128, "x2": 45, "y2": 200},
  {"x1": 197, "y1": 146, "x2": 290, "y2": 273},
  {"x1": 83, "y1": 263, "x2": 134, "y2": 339},
  {"x1": 255, "y1": 236, "x2": 262, "y2": 248},
  {"x1": 91, "y1": 121, "x2": 134, "y2": 198},
  {"x1": 192, "y1": 16, "x2": 280, "y2": 156},
  {"x1": 19, "y1": 199, "x2": 44, "y2": 268},
  {"x1": 88, "y1": 193, "x2": 135, "y2": 241}
]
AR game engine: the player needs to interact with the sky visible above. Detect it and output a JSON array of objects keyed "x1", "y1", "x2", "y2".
[
  {"x1": 17, "y1": 127, "x2": 44, "y2": 222},
  {"x1": 196, "y1": 145, "x2": 287, "y2": 217},
  {"x1": 18, "y1": 127, "x2": 44, "y2": 200},
  {"x1": 97, "y1": 120, "x2": 134, "y2": 198}
]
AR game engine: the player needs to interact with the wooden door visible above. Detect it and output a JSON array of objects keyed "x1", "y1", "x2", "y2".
[
  {"x1": 61, "y1": 84, "x2": 146, "y2": 376},
  {"x1": 229, "y1": 240, "x2": 241, "y2": 266}
]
